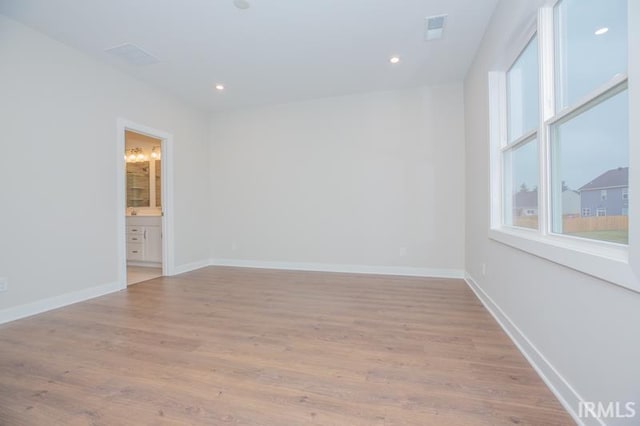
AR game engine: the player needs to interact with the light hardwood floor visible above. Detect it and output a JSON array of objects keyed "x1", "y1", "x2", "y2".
[
  {"x1": 0, "y1": 267, "x2": 573, "y2": 425},
  {"x1": 127, "y1": 265, "x2": 163, "y2": 286}
]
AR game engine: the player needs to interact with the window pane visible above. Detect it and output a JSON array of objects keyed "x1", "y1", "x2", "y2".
[
  {"x1": 507, "y1": 36, "x2": 539, "y2": 143},
  {"x1": 554, "y1": 0, "x2": 627, "y2": 110},
  {"x1": 504, "y1": 139, "x2": 539, "y2": 229},
  {"x1": 550, "y1": 90, "x2": 629, "y2": 244}
]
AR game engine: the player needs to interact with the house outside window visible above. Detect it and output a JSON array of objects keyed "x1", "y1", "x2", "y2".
[
  {"x1": 492, "y1": 0, "x2": 628, "y2": 244},
  {"x1": 579, "y1": 168, "x2": 629, "y2": 217},
  {"x1": 487, "y1": 0, "x2": 637, "y2": 291}
]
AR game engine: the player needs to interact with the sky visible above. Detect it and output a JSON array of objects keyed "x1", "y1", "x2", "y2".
[{"x1": 507, "y1": 0, "x2": 628, "y2": 195}]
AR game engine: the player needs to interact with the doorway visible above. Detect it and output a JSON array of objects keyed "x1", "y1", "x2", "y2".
[{"x1": 116, "y1": 119, "x2": 174, "y2": 289}]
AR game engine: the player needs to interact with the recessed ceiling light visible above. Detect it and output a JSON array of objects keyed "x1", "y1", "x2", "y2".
[
  {"x1": 233, "y1": 0, "x2": 250, "y2": 9},
  {"x1": 389, "y1": 56, "x2": 400, "y2": 64},
  {"x1": 595, "y1": 27, "x2": 609, "y2": 35},
  {"x1": 215, "y1": 84, "x2": 225, "y2": 91}
]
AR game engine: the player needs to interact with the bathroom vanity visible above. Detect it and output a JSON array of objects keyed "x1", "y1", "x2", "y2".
[{"x1": 126, "y1": 216, "x2": 162, "y2": 266}]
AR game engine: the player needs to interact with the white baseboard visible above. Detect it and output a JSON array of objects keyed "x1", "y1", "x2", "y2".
[
  {"x1": 0, "y1": 280, "x2": 122, "y2": 325},
  {"x1": 209, "y1": 258, "x2": 465, "y2": 279},
  {"x1": 464, "y1": 273, "x2": 599, "y2": 426},
  {"x1": 172, "y1": 258, "x2": 212, "y2": 275}
]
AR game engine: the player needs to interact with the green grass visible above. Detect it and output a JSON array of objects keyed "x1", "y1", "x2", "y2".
[{"x1": 566, "y1": 230, "x2": 628, "y2": 245}]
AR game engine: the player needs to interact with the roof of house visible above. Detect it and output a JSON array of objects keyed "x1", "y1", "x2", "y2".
[
  {"x1": 515, "y1": 189, "x2": 538, "y2": 208},
  {"x1": 579, "y1": 167, "x2": 629, "y2": 191}
]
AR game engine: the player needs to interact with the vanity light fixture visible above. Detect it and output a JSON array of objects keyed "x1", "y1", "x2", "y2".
[
  {"x1": 150, "y1": 146, "x2": 161, "y2": 159},
  {"x1": 127, "y1": 150, "x2": 138, "y2": 162},
  {"x1": 125, "y1": 146, "x2": 161, "y2": 163},
  {"x1": 126, "y1": 147, "x2": 145, "y2": 163}
]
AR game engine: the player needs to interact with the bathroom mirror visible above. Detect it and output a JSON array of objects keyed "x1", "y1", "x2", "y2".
[
  {"x1": 126, "y1": 161, "x2": 151, "y2": 207},
  {"x1": 125, "y1": 130, "x2": 162, "y2": 213}
]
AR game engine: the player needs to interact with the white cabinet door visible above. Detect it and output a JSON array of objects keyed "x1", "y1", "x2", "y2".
[
  {"x1": 127, "y1": 243, "x2": 144, "y2": 261},
  {"x1": 144, "y1": 226, "x2": 162, "y2": 263}
]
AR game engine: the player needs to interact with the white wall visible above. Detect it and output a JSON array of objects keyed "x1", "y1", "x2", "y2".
[
  {"x1": 464, "y1": 1, "x2": 640, "y2": 425},
  {"x1": 209, "y1": 85, "x2": 465, "y2": 275},
  {"x1": 0, "y1": 15, "x2": 211, "y2": 313}
]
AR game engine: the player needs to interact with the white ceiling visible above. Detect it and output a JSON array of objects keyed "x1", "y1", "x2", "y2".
[{"x1": 0, "y1": 0, "x2": 499, "y2": 112}]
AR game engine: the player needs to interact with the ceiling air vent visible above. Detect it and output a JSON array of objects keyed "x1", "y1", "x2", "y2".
[
  {"x1": 425, "y1": 14, "x2": 448, "y2": 41},
  {"x1": 104, "y1": 43, "x2": 160, "y2": 66}
]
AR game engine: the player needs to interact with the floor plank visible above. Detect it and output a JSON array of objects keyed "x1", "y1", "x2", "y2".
[
  {"x1": 127, "y1": 266, "x2": 162, "y2": 286},
  {"x1": 0, "y1": 266, "x2": 573, "y2": 425}
]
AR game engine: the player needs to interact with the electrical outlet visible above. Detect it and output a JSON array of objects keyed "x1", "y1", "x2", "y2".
[{"x1": 0, "y1": 277, "x2": 7, "y2": 292}]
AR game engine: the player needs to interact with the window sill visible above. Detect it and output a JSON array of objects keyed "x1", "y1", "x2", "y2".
[{"x1": 489, "y1": 227, "x2": 640, "y2": 293}]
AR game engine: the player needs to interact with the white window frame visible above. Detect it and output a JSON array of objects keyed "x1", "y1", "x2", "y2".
[
  {"x1": 582, "y1": 208, "x2": 591, "y2": 217},
  {"x1": 502, "y1": 33, "x2": 540, "y2": 231},
  {"x1": 601, "y1": 189, "x2": 608, "y2": 201},
  {"x1": 596, "y1": 208, "x2": 607, "y2": 217},
  {"x1": 488, "y1": 1, "x2": 640, "y2": 293},
  {"x1": 623, "y1": 188, "x2": 629, "y2": 200}
]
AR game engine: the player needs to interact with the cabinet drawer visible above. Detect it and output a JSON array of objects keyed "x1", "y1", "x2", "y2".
[
  {"x1": 127, "y1": 243, "x2": 144, "y2": 261},
  {"x1": 127, "y1": 226, "x2": 144, "y2": 235},
  {"x1": 127, "y1": 234, "x2": 144, "y2": 243}
]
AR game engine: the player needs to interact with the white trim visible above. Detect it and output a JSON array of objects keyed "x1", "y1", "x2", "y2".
[
  {"x1": 488, "y1": 4, "x2": 639, "y2": 294},
  {"x1": 501, "y1": 129, "x2": 537, "y2": 151},
  {"x1": 464, "y1": 273, "x2": 599, "y2": 426},
  {"x1": 489, "y1": 227, "x2": 639, "y2": 293},
  {"x1": 117, "y1": 119, "x2": 176, "y2": 286},
  {"x1": 116, "y1": 124, "x2": 127, "y2": 290},
  {"x1": 539, "y1": 6, "x2": 553, "y2": 238},
  {"x1": 173, "y1": 259, "x2": 212, "y2": 275},
  {"x1": 547, "y1": 75, "x2": 628, "y2": 126},
  {"x1": 500, "y1": 16, "x2": 538, "y2": 72},
  {"x1": 489, "y1": 72, "x2": 506, "y2": 229},
  {"x1": 0, "y1": 281, "x2": 121, "y2": 325},
  {"x1": 628, "y1": 0, "x2": 640, "y2": 289},
  {"x1": 209, "y1": 258, "x2": 465, "y2": 279},
  {"x1": 539, "y1": 6, "x2": 556, "y2": 123}
]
